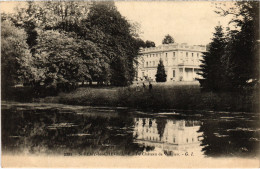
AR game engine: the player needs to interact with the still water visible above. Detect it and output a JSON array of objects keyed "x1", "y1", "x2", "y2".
[{"x1": 2, "y1": 102, "x2": 259, "y2": 158}]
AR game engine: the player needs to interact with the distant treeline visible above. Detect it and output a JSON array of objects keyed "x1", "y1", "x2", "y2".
[{"x1": 1, "y1": 1, "x2": 156, "y2": 96}]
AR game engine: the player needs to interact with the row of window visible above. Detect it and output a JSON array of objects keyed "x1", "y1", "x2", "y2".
[
  {"x1": 143, "y1": 136, "x2": 199, "y2": 143},
  {"x1": 145, "y1": 52, "x2": 200, "y2": 58},
  {"x1": 144, "y1": 59, "x2": 200, "y2": 67}
]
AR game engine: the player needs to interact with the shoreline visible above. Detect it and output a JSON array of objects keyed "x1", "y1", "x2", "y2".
[
  {"x1": 2, "y1": 83, "x2": 258, "y2": 113},
  {"x1": 1, "y1": 100, "x2": 257, "y2": 114}
]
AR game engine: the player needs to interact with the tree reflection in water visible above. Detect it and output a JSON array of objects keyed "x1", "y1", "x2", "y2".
[
  {"x1": 199, "y1": 112, "x2": 259, "y2": 158},
  {"x1": 2, "y1": 105, "x2": 145, "y2": 156},
  {"x1": 2, "y1": 103, "x2": 259, "y2": 158}
]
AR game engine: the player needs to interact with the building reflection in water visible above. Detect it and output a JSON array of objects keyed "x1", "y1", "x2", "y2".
[{"x1": 133, "y1": 118, "x2": 204, "y2": 156}]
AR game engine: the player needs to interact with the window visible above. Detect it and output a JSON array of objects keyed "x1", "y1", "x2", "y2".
[
  {"x1": 150, "y1": 54, "x2": 151, "y2": 57},
  {"x1": 173, "y1": 137, "x2": 175, "y2": 143},
  {"x1": 173, "y1": 52, "x2": 175, "y2": 57},
  {"x1": 197, "y1": 53, "x2": 199, "y2": 57},
  {"x1": 166, "y1": 53, "x2": 167, "y2": 57},
  {"x1": 186, "y1": 138, "x2": 188, "y2": 143},
  {"x1": 153, "y1": 61, "x2": 155, "y2": 66},
  {"x1": 173, "y1": 70, "x2": 175, "y2": 77},
  {"x1": 153, "y1": 54, "x2": 155, "y2": 57},
  {"x1": 186, "y1": 52, "x2": 188, "y2": 57},
  {"x1": 192, "y1": 53, "x2": 193, "y2": 57},
  {"x1": 150, "y1": 61, "x2": 151, "y2": 66},
  {"x1": 146, "y1": 62, "x2": 148, "y2": 67}
]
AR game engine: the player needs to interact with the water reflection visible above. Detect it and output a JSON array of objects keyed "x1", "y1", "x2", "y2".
[
  {"x1": 1, "y1": 102, "x2": 259, "y2": 158},
  {"x1": 1, "y1": 105, "x2": 144, "y2": 156},
  {"x1": 133, "y1": 118, "x2": 203, "y2": 156}
]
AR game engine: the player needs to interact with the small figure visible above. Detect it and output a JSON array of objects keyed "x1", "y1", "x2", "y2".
[
  {"x1": 136, "y1": 82, "x2": 140, "y2": 91},
  {"x1": 149, "y1": 82, "x2": 152, "y2": 92},
  {"x1": 142, "y1": 82, "x2": 146, "y2": 91}
]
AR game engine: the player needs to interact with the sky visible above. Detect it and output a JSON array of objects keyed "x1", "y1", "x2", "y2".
[
  {"x1": 115, "y1": 1, "x2": 234, "y2": 46},
  {"x1": 1, "y1": 1, "x2": 235, "y2": 46}
]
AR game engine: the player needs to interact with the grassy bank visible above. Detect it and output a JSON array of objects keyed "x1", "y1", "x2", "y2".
[{"x1": 39, "y1": 83, "x2": 258, "y2": 112}]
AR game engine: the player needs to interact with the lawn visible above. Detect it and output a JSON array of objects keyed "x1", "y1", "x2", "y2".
[{"x1": 40, "y1": 82, "x2": 258, "y2": 112}]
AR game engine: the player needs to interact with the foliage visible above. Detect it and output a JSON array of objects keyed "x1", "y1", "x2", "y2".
[
  {"x1": 162, "y1": 34, "x2": 174, "y2": 44},
  {"x1": 145, "y1": 40, "x2": 156, "y2": 48},
  {"x1": 155, "y1": 59, "x2": 167, "y2": 82},
  {"x1": 220, "y1": 2, "x2": 259, "y2": 90},
  {"x1": 198, "y1": 25, "x2": 226, "y2": 92},
  {"x1": 33, "y1": 30, "x2": 110, "y2": 88},
  {"x1": 1, "y1": 21, "x2": 33, "y2": 90},
  {"x1": 200, "y1": 1, "x2": 260, "y2": 92},
  {"x1": 40, "y1": 83, "x2": 257, "y2": 112},
  {"x1": 1, "y1": 1, "x2": 150, "y2": 89},
  {"x1": 156, "y1": 119, "x2": 167, "y2": 140},
  {"x1": 199, "y1": 1, "x2": 259, "y2": 92},
  {"x1": 85, "y1": 1, "x2": 142, "y2": 86}
]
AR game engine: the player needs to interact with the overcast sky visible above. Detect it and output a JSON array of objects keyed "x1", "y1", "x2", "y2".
[
  {"x1": 1, "y1": 1, "x2": 235, "y2": 46},
  {"x1": 116, "y1": 1, "x2": 234, "y2": 46}
]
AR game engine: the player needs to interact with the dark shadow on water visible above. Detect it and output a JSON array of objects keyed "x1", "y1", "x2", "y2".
[{"x1": 1, "y1": 103, "x2": 259, "y2": 157}]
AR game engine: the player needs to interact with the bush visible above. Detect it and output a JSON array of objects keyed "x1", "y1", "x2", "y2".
[{"x1": 36, "y1": 83, "x2": 257, "y2": 112}]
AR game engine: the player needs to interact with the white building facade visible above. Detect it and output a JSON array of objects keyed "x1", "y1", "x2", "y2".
[
  {"x1": 133, "y1": 118, "x2": 203, "y2": 156},
  {"x1": 137, "y1": 43, "x2": 206, "y2": 82}
]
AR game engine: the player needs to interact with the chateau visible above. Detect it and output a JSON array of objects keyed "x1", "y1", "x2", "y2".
[{"x1": 136, "y1": 43, "x2": 207, "y2": 81}]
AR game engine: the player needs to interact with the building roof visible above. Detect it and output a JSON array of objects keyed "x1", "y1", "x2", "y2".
[{"x1": 139, "y1": 43, "x2": 206, "y2": 54}]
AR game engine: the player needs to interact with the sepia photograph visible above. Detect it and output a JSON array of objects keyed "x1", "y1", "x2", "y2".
[{"x1": 1, "y1": 0, "x2": 259, "y2": 168}]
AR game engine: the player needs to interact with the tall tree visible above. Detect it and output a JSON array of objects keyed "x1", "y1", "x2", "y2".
[
  {"x1": 155, "y1": 59, "x2": 167, "y2": 82},
  {"x1": 162, "y1": 34, "x2": 174, "y2": 44},
  {"x1": 216, "y1": 1, "x2": 259, "y2": 90},
  {"x1": 156, "y1": 119, "x2": 167, "y2": 141},
  {"x1": 198, "y1": 25, "x2": 226, "y2": 91},
  {"x1": 3, "y1": 1, "x2": 144, "y2": 87},
  {"x1": 1, "y1": 21, "x2": 33, "y2": 92},
  {"x1": 86, "y1": 2, "x2": 142, "y2": 86}
]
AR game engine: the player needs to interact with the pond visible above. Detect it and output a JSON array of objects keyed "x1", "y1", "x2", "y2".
[{"x1": 2, "y1": 102, "x2": 259, "y2": 158}]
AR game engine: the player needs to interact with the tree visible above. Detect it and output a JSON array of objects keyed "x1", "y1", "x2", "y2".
[
  {"x1": 86, "y1": 2, "x2": 143, "y2": 86},
  {"x1": 33, "y1": 30, "x2": 109, "y2": 88},
  {"x1": 162, "y1": 34, "x2": 174, "y2": 44},
  {"x1": 198, "y1": 25, "x2": 226, "y2": 92},
  {"x1": 216, "y1": 1, "x2": 259, "y2": 90},
  {"x1": 156, "y1": 119, "x2": 167, "y2": 140},
  {"x1": 145, "y1": 40, "x2": 156, "y2": 48},
  {"x1": 3, "y1": 1, "x2": 144, "y2": 87},
  {"x1": 1, "y1": 21, "x2": 33, "y2": 93},
  {"x1": 155, "y1": 59, "x2": 167, "y2": 82}
]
